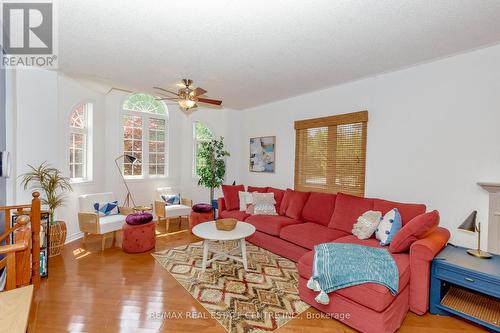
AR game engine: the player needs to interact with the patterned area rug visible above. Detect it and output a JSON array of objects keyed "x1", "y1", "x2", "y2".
[{"x1": 152, "y1": 241, "x2": 309, "y2": 333}]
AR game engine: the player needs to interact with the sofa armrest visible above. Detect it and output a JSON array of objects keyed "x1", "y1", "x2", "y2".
[
  {"x1": 78, "y1": 212, "x2": 99, "y2": 234},
  {"x1": 217, "y1": 197, "x2": 226, "y2": 212},
  {"x1": 409, "y1": 227, "x2": 450, "y2": 315},
  {"x1": 119, "y1": 206, "x2": 135, "y2": 216}
]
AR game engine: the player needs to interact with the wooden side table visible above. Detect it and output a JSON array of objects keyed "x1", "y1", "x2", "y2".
[{"x1": 430, "y1": 244, "x2": 500, "y2": 331}]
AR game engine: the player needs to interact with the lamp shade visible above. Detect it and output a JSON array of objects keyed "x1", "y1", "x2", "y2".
[
  {"x1": 458, "y1": 211, "x2": 477, "y2": 232},
  {"x1": 124, "y1": 154, "x2": 137, "y2": 164}
]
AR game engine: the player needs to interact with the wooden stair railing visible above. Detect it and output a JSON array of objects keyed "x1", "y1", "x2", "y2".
[{"x1": 0, "y1": 192, "x2": 41, "y2": 290}]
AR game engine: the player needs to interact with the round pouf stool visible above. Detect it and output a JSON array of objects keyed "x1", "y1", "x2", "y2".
[
  {"x1": 189, "y1": 204, "x2": 214, "y2": 233},
  {"x1": 122, "y1": 213, "x2": 155, "y2": 253}
]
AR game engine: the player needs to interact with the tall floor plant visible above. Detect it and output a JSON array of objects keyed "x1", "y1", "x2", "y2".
[{"x1": 197, "y1": 137, "x2": 230, "y2": 203}]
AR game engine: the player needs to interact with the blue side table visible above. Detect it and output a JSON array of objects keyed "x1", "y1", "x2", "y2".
[{"x1": 430, "y1": 244, "x2": 500, "y2": 331}]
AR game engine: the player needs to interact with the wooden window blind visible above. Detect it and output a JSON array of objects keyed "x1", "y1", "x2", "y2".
[{"x1": 294, "y1": 111, "x2": 368, "y2": 196}]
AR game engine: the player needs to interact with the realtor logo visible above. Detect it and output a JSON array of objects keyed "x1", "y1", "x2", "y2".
[{"x1": 1, "y1": 1, "x2": 58, "y2": 68}]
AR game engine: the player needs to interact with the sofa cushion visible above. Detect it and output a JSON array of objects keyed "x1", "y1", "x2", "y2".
[
  {"x1": 267, "y1": 187, "x2": 285, "y2": 213},
  {"x1": 301, "y1": 192, "x2": 337, "y2": 225},
  {"x1": 389, "y1": 210, "x2": 440, "y2": 253},
  {"x1": 328, "y1": 192, "x2": 374, "y2": 233},
  {"x1": 285, "y1": 190, "x2": 310, "y2": 220},
  {"x1": 219, "y1": 209, "x2": 250, "y2": 221},
  {"x1": 373, "y1": 198, "x2": 426, "y2": 226},
  {"x1": 248, "y1": 186, "x2": 268, "y2": 193},
  {"x1": 280, "y1": 223, "x2": 348, "y2": 250},
  {"x1": 279, "y1": 188, "x2": 293, "y2": 216},
  {"x1": 245, "y1": 215, "x2": 301, "y2": 236},
  {"x1": 298, "y1": 235, "x2": 410, "y2": 312},
  {"x1": 221, "y1": 184, "x2": 245, "y2": 211}
]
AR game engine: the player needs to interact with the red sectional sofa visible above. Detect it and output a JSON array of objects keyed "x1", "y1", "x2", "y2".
[{"x1": 218, "y1": 186, "x2": 450, "y2": 333}]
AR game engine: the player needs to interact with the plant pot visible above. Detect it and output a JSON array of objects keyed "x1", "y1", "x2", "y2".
[{"x1": 49, "y1": 220, "x2": 67, "y2": 257}]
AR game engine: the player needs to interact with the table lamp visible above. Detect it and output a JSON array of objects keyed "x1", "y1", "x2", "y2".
[
  {"x1": 458, "y1": 211, "x2": 492, "y2": 259},
  {"x1": 115, "y1": 154, "x2": 139, "y2": 207}
]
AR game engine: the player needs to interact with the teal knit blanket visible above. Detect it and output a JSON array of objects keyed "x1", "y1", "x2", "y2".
[{"x1": 307, "y1": 243, "x2": 399, "y2": 305}]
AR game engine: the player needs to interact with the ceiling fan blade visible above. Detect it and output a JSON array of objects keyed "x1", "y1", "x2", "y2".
[
  {"x1": 155, "y1": 97, "x2": 178, "y2": 101},
  {"x1": 192, "y1": 87, "x2": 207, "y2": 96},
  {"x1": 153, "y1": 86, "x2": 179, "y2": 96},
  {"x1": 197, "y1": 97, "x2": 222, "y2": 106}
]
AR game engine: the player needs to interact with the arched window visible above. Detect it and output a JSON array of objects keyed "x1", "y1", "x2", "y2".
[
  {"x1": 122, "y1": 93, "x2": 168, "y2": 177},
  {"x1": 193, "y1": 121, "x2": 214, "y2": 177},
  {"x1": 69, "y1": 103, "x2": 93, "y2": 181}
]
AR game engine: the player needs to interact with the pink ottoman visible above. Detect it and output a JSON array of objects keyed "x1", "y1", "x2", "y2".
[
  {"x1": 122, "y1": 221, "x2": 156, "y2": 253},
  {"x1": 189, "y1": 210, "x2": 215, "y2": 233}
]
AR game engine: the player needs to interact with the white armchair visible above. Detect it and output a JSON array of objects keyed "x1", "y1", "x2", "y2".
[
  {"x1": 78, "y1": 192, "x2": 134, "y2": 250},
  {"x1": 154, "y1": 187, "x2": 192, "y2": 232}
]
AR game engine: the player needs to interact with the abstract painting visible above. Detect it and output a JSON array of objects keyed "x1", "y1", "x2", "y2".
[{"x1": 249, "y1": 136, "x2": 275, "y2": 172}]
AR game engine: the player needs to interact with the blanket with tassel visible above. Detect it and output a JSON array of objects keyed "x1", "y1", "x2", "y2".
[{"x1": 307, "y1": 243, "x2": 399, "y2": 305}]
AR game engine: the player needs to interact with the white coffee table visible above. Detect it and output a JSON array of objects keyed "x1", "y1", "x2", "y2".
[{"x1": 192, "y1": 221, "x2": 256, "y2": 272}]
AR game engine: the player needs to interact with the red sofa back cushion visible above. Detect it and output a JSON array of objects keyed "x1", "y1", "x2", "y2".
[
  {"x1": 329, "y1": 192, "x2": 374, "y2": 233},
  {"x1": 285, "y1": 190, "x2": 310, "y2": 220},
  {"x1": 373, "y1": 198, "x2": 426, "y2": 226},
  {"x1": 301, "y1": 192, "x2": 337, "y2": 225},
  {"x1": 221, "y1": 184, "x2": 245, "y2": 211},
  {"x1": 389, "y1": 210, "x2": 439, "y2": 253},
  {"x1": 279, "y1": 188, "x2": 294, "y2": 216},
  {"x1": 267, "y1": 187, "x2": 285, "y2": 212},
  {"x1": 248, "y1": 186, "x2": 268, "y2": 193}
]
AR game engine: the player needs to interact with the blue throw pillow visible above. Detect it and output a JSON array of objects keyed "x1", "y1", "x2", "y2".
[
  {"x1": 94, "y1": 201, "x2": 120, "y2": 217},
  {"x1": 161, "y1": 194, "x2": 180, "y2": 206},
  {"x1": 375, "y1": 208, "x2": 402, "y2": 246}
]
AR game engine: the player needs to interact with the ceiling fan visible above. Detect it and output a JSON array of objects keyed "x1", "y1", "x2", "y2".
[{"x1": 154, "y1": 79, "x2": 222, "y2": 113}]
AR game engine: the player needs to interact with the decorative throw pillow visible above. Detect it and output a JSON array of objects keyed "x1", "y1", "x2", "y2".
[
  {"x1": 389, "y1": 210, "x2": 440, "y2": 253},
  {"x1": 252, "y1": 192, "x2": 277, "y2": 215},
  {"x1": 94, "y1": 201, "x2": 119, "y2": 217},
  {"x1": 376, "y1": 208, "x2": 402, "y2": 246},
  {"x1": 238, "y1": 191, "x2": 253, "y2": 211},
  {"x1": 267, "y1": 187, "x2": 285, "y2": 212},
  {"x1": 222, "y1": 184, "x2": 245, "y2": 211},
  {"x1": 161, "y1": 194, "x2": 180, "y2": 206},
  {"x1": 352, "y1": 210, "x2": 382, "y2": 240}
]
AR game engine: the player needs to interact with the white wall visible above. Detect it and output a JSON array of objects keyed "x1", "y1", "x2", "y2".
[{"x1": 232, "y1": 43, "x2": 500, "y2": 249}]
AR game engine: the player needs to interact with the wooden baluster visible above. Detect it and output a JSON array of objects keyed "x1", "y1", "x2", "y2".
[
  {"x1": 5, "y1": 208, "x2": 11, "y2": 244},
  {"x1": 5, "y1": 252, "x2": 16, "y2": 290},
  {"x1": 31, "y1": 192, "x2": 41, "y2": 288}
]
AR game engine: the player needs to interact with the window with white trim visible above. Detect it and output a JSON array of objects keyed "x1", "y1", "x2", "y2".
[
  {"x1": 122, "y1": 93, "x2": 168, "y2": 177},
  {"x1": 193, "y1": 121, "x2": 214, "y2": 177},
  {"x1": 69, "y1": 103, "x2": 93, "y2": 182}
]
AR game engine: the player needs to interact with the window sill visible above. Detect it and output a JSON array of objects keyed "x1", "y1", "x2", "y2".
[
  {"x1": 124, "y1": 176, "x2": 170, "y2": 182},
  {"x1": 70, "y1": 179, "x2": 94, "y2": 186}
]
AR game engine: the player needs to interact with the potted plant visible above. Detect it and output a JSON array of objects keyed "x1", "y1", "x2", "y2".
[
  {"x1": 20, "y1": 162, "x2": 73, "y2": 257},
  {"x1": 197, "y1": 137, "x2": 230, "y2": 205}
]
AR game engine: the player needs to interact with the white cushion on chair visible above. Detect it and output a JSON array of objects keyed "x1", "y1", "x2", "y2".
[
  {"x1": 99, "y1": 214, "x2": 127, "y2": 234},
  {"x1": 165, "y1": 204, "x2": 191, "y2": 218}
]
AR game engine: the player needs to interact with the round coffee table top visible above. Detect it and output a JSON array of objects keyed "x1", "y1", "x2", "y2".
[{"x1": 192, "y1": 221, "x2": 256, "y2": 241}]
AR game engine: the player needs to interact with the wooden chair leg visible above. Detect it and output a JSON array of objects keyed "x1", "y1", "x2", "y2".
[
  {"x1": 101, "y1": 234, "x2": 106, "y2": 251},
  {"x1": 166, "y1": 218, "x2": 170, "y2": 232},
  {"x1": 112, "y1": 231, "x2": 116, "y2": 247}
]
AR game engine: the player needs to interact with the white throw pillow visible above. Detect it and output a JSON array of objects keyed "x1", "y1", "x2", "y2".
[
  {"x1": 252, "y1": 192, "x2": 277, "y2": 215},
  {"x1": 352, "y1": 210, "x2": 382, "y2": 240},
  {"x1": 238, "y1": 191, "x2": 253, "y2": 211},
  {"x1": 376, "y1": 208, "x2": 402, "y2": 246}
]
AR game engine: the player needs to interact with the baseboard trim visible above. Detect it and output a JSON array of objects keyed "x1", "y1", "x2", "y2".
[{"x1": 65, "y1": 232, "x2": 83, "y2": 244}]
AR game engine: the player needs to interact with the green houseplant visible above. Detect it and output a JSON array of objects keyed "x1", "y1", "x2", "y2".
[
  {"x1": 20, "y1": 162, "x2": 73, "y2": 256},
  {"x1": 197, "y1": 137, "x2": 230, "y2": 203}
]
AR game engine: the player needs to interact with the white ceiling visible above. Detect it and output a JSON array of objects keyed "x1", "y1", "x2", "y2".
[{"x1": 59, "y1": 0, "x2": 500, "y2": 110}]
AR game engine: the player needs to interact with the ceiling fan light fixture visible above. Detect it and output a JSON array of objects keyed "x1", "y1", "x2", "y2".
[{"x1": 178, "y1": 98, "x2": 197, "y2": 110}]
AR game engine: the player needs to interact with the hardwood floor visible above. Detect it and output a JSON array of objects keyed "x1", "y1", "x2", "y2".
[{"x1": 30, "y1": 222, "x2": 485, "y2": 333}]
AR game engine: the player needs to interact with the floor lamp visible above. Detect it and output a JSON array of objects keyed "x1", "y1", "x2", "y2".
[{"x1": 115, "y1": 154, "x2": 139, "y2": 207}]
